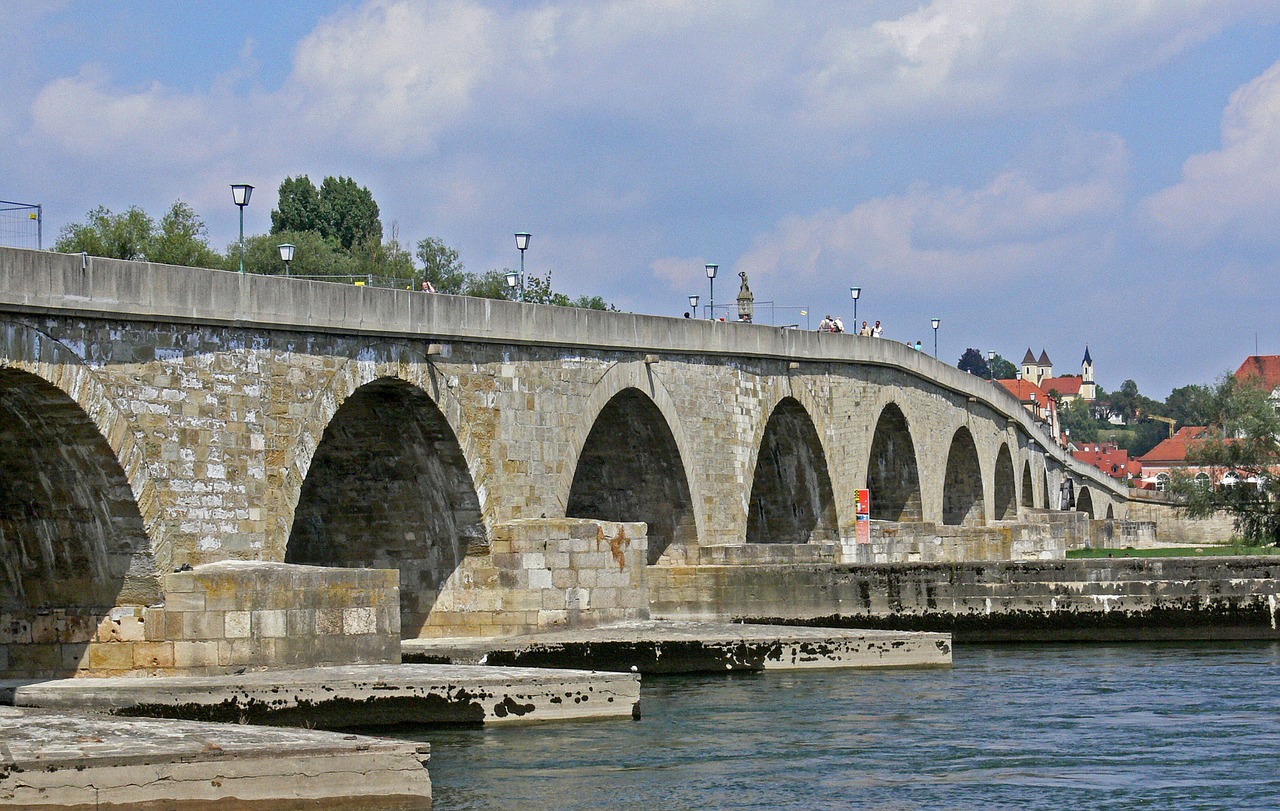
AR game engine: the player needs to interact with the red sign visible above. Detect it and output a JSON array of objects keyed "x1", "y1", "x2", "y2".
[{"x1": 855, "y1": 489, "x2": 871, "y2": 516}]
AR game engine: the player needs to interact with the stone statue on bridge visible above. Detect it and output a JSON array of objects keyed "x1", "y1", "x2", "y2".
[{"x1": 736, "y1": 271, "x2": 754, "y2": 323}]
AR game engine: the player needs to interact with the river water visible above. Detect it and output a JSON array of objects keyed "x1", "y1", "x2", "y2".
[{"x1": 410, "y1": 642, "x2": 1280, "y2": 810}]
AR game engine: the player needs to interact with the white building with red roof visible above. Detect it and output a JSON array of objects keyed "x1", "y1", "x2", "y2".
[{"x1": 1019, "y1": 346, "x2": 1096, "y2": 404}]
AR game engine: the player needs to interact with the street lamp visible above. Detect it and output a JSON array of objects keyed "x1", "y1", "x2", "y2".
[
  {"x1": 504, "y1": 270, "x2": 520, "y2": 299},
  {"x1": 514, "y1": 232, "x2": 531, "y2": 302},
  {"x1": 278, "y1": 243, "x2": 295, "y2": 277},
  {"x1": 706, "y1": 263, "x2": 718, "y2": 320},
  {"x1": 850, "y1": 287, "x2": 861, "y2": 325},
  {"x1": 931, "y1": 317, "x2": 941, "y2": 358},
  {"x1": 231, "y1": 184, "x2": 253, "y2": 273},
  {"x1": 688, "y1": 294, "x2": 699, "y2": 316}
]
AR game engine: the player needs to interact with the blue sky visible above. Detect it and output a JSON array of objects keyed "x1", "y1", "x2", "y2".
[{"x1": 5, "y1": 1, "x2": 1280, "y2": 397}]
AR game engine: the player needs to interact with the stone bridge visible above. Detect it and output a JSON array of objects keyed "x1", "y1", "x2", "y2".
[{"x1": 0, "y1": 247, "x2": 1128, "y2": 677}]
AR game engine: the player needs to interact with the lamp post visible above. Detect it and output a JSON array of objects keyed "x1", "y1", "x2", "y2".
[
  {"x1": 504, "y1": 270, "x2": 519, "y2": 299},
  {"x1": 278, "y1": 243, "x2": 295, "y2": 277},
  {"x1": 230, "y1": 184, "x2": 253, "y2": 273},
  {"x1": 931, "y1": 317, "x2": 941, "y2": 358},
  {"x1": 850, "y1": 286, "x2": 861, "y2": 325},
  {"x1": 514, "y1": 232, "x2": 531, "y2": 302},
  {"x1": 705, "y1": 263, "x2": 718, "y2": 320},
  {"x1": 688, "y1": 294, "x2": 699, "y2": 316}
]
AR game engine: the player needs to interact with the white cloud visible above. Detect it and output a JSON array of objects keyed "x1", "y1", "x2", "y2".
[
  {"x1": 1142, "y1": 58, "x2": 1280, "y2": 248},
  {"x1": 30, "y1": 67, "x2": 224, "y2": 163},
  {"x1": 289, "y1": 0, "x2": 499, "y2": 154},
  {"x1": 804, "y1": 0, "x2": 1266, "y2": 128},
  {"x1": 735, "y1": 133, "x2": 1127, "y2": 290}
]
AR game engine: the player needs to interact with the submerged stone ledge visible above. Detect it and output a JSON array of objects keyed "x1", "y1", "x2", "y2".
[
  {"x1": 403, "y1": 621, "x2": 952, "y2": 673},
  {"x1": 0, "y1": 706, "x2": 431, "y2": 810},
  {"x1": 0, "y1": 663, "x2": 640, "y2": 729}
]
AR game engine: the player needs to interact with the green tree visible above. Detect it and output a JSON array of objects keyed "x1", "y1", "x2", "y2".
[
  {"x1": 464, "y1": 269, "x2": 517, "y2": 300},
  {"x1": 989, "y1": 354, "x2": 1018, "y2": 380},
  {"x1": 416, "y1": 237, "x2": 468, "y2": 293},
  {"x1": 1060, "y1": 398, "x2": 1100, "y2": 443},
  {"x1": 1173, "y1": 374, "x2": 1280, "y2": 544},
  {"x1": 319, "y1": 175, "x2": 382, "y2": 250},
  {"x1": 957, "y1": 348, "x2": 991, "y2": 378},
  {"x1": 271, "y1": 175, "x2": 324, "y2": 235},
  {"x1": 234, "y1": 230, "x2": 355, "y2": 277},
  {"x1": 1165, "y1": 383, "x2": 1215, "y2": 428},
  {"x1": 148, "y1": 201, "x2": 221, "y2": 268},
  {"x1": 54, "y1": 205, "x2": 154, "y2": 260},
  {"x1": 570, "y1": 294, "x2": 612, "y2": 311}
]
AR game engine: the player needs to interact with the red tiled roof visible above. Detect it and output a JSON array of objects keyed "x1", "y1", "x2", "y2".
[
  {"x1": 1040, "y1": 376, "x2": 1083, "y2": 396},
  {"x1": 1072, "y1": 442, "x2": 1141, "y2": 478},
  {"x1": 996, "y1": 378, "x2": 1047, "y2": 403},
  {"x1": 1235, "y1": 355, "x2": 1280, "y2": 391},
  {"x1": 1138, "y1": 426, "x2": 1210, "y2": 465}
]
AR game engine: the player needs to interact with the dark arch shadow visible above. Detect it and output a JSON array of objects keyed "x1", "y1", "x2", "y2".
[
  {"x1": 1106, "y1": 503, "x2": 1115, "y2": 519},
  {"x1": 746, "y1": 397, "x2": 838, "y2": 544},
  {"x1": 566, "y1": 388, "x2": 695, "y2": 564},
  {"x1": 943, "y1": 427, "x2": 985, "y2": 526},
  {"x1": 1077, "y1": 487, "x2": 1095, "y2": 519},
  {"x1": 993, "y1": 444, "x2": 1016, "y2": 521},
  {"x1": 286, "y1": 377, "x2": 483, "y2": 638},
  {"x1": 866, "y1": 403, "x2": 923, "y2": 522},
  {"x1": 1021, "y1": 461, "x2": 1035, "y2": 508},
  {"x1": 0, "y1": 368, "x2": 157, "y2": 677},
  {"x1": 1043, "y1": 471, "x2": 1050, "y2": 509}
]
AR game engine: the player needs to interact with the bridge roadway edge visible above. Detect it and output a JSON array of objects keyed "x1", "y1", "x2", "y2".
[{"x1": 0, "y1": 246, "x2": 1125, "y2": 503}]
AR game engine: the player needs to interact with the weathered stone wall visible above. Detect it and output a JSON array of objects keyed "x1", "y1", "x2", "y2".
[
  {"x1": 1126, "y1": 493, "x2": 1237, "y2": 545},
  {"x1": 1087, "y1": 518, "x2": 1158, "y2": 550},
  {"x1": 649, "y1": 557, "x2": 1280, "y2": 640},
  {"x1": 424, "y1": 519, "x2": 649, "y2": 638},
  {"x1": 0, "y1": 562, "x2": 399, "y2": 679}
]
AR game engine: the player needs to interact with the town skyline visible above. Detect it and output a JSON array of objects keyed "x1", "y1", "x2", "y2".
[{"x1": 4, "y1": 2, "x2": 1280, "y2": 397}]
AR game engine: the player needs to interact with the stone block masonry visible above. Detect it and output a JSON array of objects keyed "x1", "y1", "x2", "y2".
[
  {"x1": 0, "y1": 562, "x2": 399, "y2": 679},
  {"x1": 649, "y1": 556, "x2": 1280, "y2": 641},
  {"x1": 424, "y1": 518, "x2": 649, "y2": 638}
]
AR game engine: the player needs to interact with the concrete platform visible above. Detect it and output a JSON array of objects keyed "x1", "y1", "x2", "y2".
[
  {"x1": 0, "y1": 663, "x2": 640, "y2": 729},
  {"x1": 0, "y1": 706, "x2": 431, "y2": 809},
  {"x1": 402, "y1": 621, "x2": 953, "y2": 673}
]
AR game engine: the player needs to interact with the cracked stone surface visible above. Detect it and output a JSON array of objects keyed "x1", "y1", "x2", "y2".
[{"x1": 0, "y1": 706, "x2": 432, "y2": 809}]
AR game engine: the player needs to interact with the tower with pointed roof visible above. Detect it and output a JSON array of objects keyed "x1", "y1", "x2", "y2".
[
  {"x1": 1037, "y1": 349, "x2": 1053, "y2": 379},
  {"x1": 1021, "y1": 348, "x2": 1039, "y2": 384},
  {"x1": 1081, "y1": 346, "x2": 1096, "y2": 401}
]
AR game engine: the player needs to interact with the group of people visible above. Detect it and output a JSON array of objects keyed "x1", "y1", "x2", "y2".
[{"x1": 819, "y1": 315, "x2": 882, "y2": 337}]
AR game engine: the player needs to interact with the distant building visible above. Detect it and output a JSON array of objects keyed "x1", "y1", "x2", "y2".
[
  {"x1": 1019, "y1": 346, "x2": 1096, "y2": 404},
  {"x1": 996, "y1": 377, "x2": 1062, "y2": 444},
  {"x1": 1235, "y1": 355, "x2": 1280, "y2": 414},
  {"x1": 1072, "y1": 441, "x2": 1141, "y2": 482},
  {"x1": 1137, "y1": 426, "x2": 1216, "y2": 491}
]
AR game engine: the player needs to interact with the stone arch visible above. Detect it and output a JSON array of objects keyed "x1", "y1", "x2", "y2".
[
  {"x1": 1021, "y1": 460, "x2": 1035, "y2": 508},
  {"x1": 0, "y1": 320, "x2": 163, "y2": 574},
  {"x1": 1106, "y1": 503, "x2": 1115, "y2": 519},
  {"x1": 560, "y1": 361, "x2": 701, "y2": 554},
  {"x1": 1077, "y1": 486, "x2": 1095, "y2": 519},
  {"x1": 942, "y1": 426, "x2": 985, "y2": 526},
  {"x1": 275, "y1": 341, "x2": 477, "y2": 558},
  {"x1": 0, "y1": 367, "x2": 160, "y2": 677},
  {"x1": 745, "y1": 397, "x2": 838, "y2": 544},
  {"x1": 866, "y1": 403, "x2": 923, "y2": 522},
  {"x1": 566, "y1": 387, "x2": 696, "y2": 564},
  {"x1": 993, "y1": 443, "x2": 1016, "y2": 521},
  {"x1": 286, "y1": 375, "x2": 483, "y2": 638}
]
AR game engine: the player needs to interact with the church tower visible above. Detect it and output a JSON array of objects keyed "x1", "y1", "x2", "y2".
[
  {"x1": 1021, "y1": 348, "x2": 1038, "y2": 383},
  {"x1": 1080, "y1": 346, "x2": 1096, "y2": 401}
]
